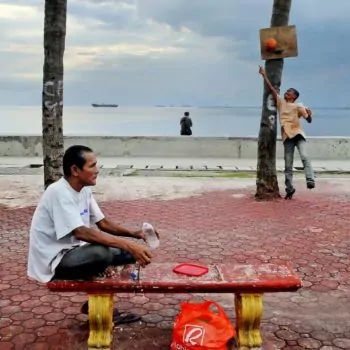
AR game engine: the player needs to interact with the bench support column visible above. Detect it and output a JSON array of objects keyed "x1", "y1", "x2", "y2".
[
  {"x1": 87, "y1": 293, "x2": 114, "y2": 349},
  {"x1": 234, "y1": 293, "x2": 263, "y2": 349}
]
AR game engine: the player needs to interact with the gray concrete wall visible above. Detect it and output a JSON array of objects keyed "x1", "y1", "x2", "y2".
[{"x1": 0, "y1": 135, "x2": 349, "y2": 159}]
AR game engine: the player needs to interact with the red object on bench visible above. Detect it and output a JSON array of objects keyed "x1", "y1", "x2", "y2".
[{"x1": 173, "y1": 263, "x2": 209, "y2": 277}]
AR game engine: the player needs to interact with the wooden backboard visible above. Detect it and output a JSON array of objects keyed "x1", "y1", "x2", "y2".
[{"x1": 260, "y1": 25, "x2": 298, "y2": 60}]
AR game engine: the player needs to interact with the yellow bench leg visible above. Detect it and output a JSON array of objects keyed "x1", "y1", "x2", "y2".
[
  {"x1": 87, "y1": 294, "x2": 114, "y2": 349},
  {"x1": 235, "y1": 293, "x2": 263, "y2": 349}
]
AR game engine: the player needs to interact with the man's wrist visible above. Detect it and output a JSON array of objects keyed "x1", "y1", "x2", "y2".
[{"x1": 119, "y1": 239, "x2": 133, "y2": 252}]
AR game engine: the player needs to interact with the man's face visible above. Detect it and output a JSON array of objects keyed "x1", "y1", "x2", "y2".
[
  {"x1": 75, "y1": 152, "x2": 99, "y2": 186},
  {"x1": 284, "y1": 89, "x2": 297, "y2": 102}
]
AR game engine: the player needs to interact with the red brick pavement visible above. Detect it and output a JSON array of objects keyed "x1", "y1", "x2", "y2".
[{"x1": 1, "y1": 180, "x2": 350, "y2": 349}]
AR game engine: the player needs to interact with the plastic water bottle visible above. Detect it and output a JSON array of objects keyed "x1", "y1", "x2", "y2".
[{"x1": 142, "y1": 222, "x2": 159, "y2": 250}]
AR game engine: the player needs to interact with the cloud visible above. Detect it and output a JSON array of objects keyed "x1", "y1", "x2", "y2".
[{"x1": 0, "y1": 0, "x2": 349, "y2": 107}]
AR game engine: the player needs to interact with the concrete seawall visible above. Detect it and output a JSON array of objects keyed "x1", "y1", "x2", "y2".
[{"x1": 0, "y1": 135, "x2": 349, "y2": 160}]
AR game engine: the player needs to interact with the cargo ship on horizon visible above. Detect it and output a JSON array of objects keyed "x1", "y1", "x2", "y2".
[{"x1": 91, "y1": 103, "x2": 119, "y2": 108}]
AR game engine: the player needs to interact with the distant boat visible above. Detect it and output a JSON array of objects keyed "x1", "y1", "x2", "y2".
[{"x1": 91, "y1": 103, "x2": 118, "y2": 108}]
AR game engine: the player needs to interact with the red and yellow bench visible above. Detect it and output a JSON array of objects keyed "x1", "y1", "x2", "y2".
[{"x1": 47, "y1": 262, "x2": 301, "y2": 349}]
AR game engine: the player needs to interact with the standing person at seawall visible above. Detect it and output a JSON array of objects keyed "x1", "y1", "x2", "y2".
[{"x1": 180, "y1": 111, "x2": 193, "y2": 135}]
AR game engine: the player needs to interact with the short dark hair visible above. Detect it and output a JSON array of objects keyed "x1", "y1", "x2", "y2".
[
  {"x1": 63, "y1": 145, "x2": 93, "y2": 177},
  {"x1": 184, "y1": 111, "x2": 190, "y2": 116},
  {"x1": 289, "y1": 88, "x2": 300, "y2": 100}
]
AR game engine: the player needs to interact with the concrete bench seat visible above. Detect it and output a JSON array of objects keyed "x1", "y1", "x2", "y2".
[{"x1": 47, "y1": 262, "x2": 302, "y2": 349}]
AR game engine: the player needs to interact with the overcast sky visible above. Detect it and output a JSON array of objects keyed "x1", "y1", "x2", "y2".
[{"x1": 1, "y1": 0, "x2": 349, "y2": 107}]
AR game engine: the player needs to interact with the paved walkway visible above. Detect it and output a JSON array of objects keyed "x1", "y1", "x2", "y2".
[{"x1": 1, "y1": 177, "x2": 350, "y2": 349}]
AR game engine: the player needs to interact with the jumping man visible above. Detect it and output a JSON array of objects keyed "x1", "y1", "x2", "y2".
[{"x1": 259, "y1": 66, "x2": 315, "y2": 199}]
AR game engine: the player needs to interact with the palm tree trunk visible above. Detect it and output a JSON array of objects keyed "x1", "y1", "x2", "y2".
[
  {"x1": 42, "y1": 0, "x2": 67, "y2": 189},
  {"x1": 255, "y1": 0, "x2": 292, "y2": 200}
]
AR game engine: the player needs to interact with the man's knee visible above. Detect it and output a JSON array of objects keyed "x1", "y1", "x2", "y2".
[
  {"x1": 110, "y1": 248, "x2": 136, "y2": 266},
  {"x1": 88, "y1": 245, "x2": 113, "y2": 265},
  {"x1": 300, "y1": 154, "x2": 310, "y2": 163}
]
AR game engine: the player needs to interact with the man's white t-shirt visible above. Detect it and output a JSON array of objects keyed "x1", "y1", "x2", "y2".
[{"x1": 27, "y1": 178, "x2": 105, "y2": 283}]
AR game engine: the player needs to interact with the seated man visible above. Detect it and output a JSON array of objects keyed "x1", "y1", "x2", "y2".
[{"x1": 27, "y1": 145, "x2": 156, "y2": 325}]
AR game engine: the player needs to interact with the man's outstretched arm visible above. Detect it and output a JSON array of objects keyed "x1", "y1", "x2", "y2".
[
  {"x1": 259, "y1": 66, "x2": 278, "y2": 101},
  {"x1": 74, "y1": 226, "x2": 152, "y2": 267},
  {"x1": 97, "y1": 218, "x2": 140, "y2": 238},
  {"x1": 96, "y1": 218, "x2": 160, "y2": 241},
  {"x1": 89, "y1": 193, "x2": 147, "y2": 240}
]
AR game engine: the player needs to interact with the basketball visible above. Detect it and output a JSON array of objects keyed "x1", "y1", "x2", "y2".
[{"x1": 265, "y1": 38, "x2": 277, "y2": 51}]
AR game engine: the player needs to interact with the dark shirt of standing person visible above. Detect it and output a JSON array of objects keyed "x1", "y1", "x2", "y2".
[{"x1": 180, "y1": 112, "x2": 193, "y2": 136}]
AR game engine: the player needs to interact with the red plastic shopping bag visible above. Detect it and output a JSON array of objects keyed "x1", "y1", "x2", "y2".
[{"x1": 170, "y1": 300, "x2": 236, "y2": 350}]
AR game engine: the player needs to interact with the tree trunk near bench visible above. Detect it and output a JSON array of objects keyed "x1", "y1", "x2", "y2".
[
  {"x1": 255, "y1": 0, "x2": 292, "y2": 200},
  {"x1": 42, "y1": 0, "x2": 66, "y2": 189}
]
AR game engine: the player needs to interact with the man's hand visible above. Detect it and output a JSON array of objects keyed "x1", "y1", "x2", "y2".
[
  {"x1": 305, "y1": 108, "x2": 312, "y2": 123},
  {"x1": 127, "y1": 241, "x2": 153, "y2": 267},
  {"x1": 306, "y1": 108, "x2": 312, "y2": 117},
  {"x1": 259, "y1": 65, "x2": 266, "y2": 76},
  {"x1": 259, "y1": 65, "x2": 278, "y2": 101},
  {"x1": 306, "y1": 116, "x2": 312, "y2": 123},
  {"x1": 132, "y1": 229, "x2": 160, "y2": 243}
]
